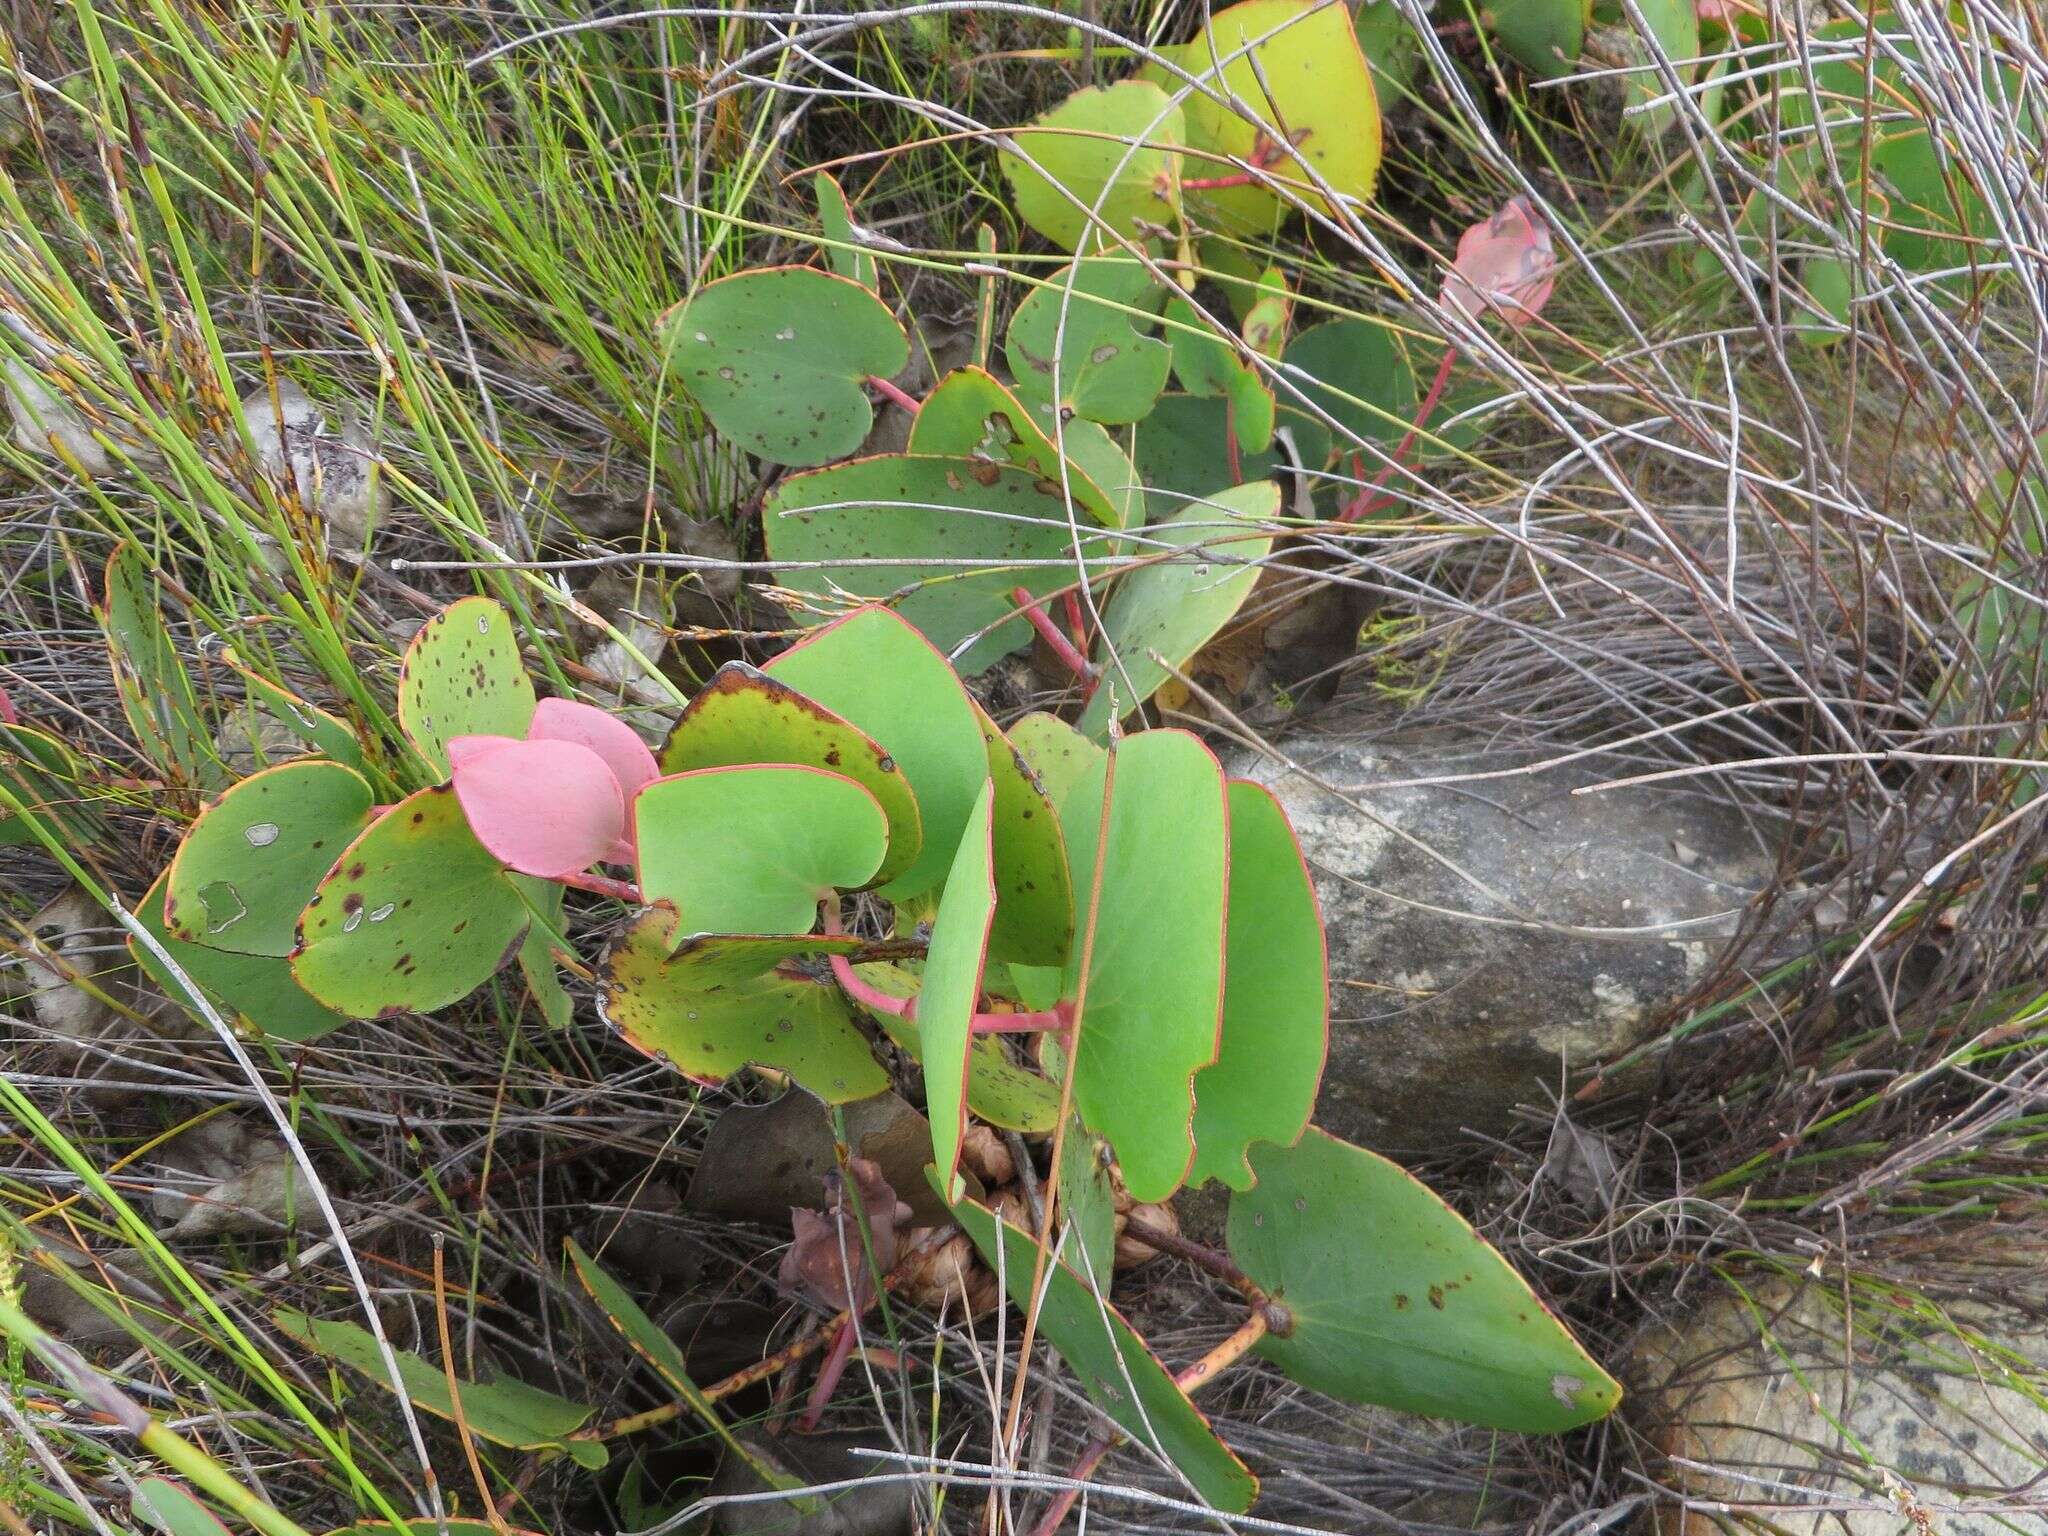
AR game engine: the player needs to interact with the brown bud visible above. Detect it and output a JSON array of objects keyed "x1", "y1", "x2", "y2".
[
  {"x1": 895, "y1": 1229, "x2": 1000, "y2": 1318},
  {"x1": 777, "y1": 1157, "x2": 914, "y2": 1312},
  {"x1": 959, "y1": 1124, "x2": 1015, "y2": 1187},
  {"x1": 1114, "y1": 1200, "x2": 1179, "y2": 1270}
]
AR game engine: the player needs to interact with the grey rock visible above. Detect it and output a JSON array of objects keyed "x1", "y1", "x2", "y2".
[
  {"x1": 1230, "y1": 714, "x2": 1776, "y2": 1150},
  {"x1": 1634, "y1": 1279, "x2": 2048, "y2": 1534},
  {"x1": 238, "y1": 381, "x2": 386, "y2": 545}
]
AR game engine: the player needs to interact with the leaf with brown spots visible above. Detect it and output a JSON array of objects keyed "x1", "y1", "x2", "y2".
[
  {"x1": 291, "y1": 784, "x2": 530, "y2": 1017},
  {"x1": 395, "y1": 597, "x2": 536, "y2": 777}
]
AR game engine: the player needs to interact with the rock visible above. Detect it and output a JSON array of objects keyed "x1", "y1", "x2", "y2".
[
  {"x1": 1634, "y1": 1279, "x2": 2048, "y2": 1534},
  {"x1": 147, "y1": 1115, "x2": 305, "y2": 1239},
  {"x1": 6, "y1": 886, "x2": 121, "y2": 1041},
  {"x1": 707, "y1": 1429, "x2": 914, "y2": 1536},
  {"x1": 5, "y1": 352, "x2": 115, "y2": 474},
  {"x1": 1229, "y1": 712, "x2": 1775, "y2": 1150},
  {"x1": 238, "y1": 381, "x2": 386, "y2": 546}
]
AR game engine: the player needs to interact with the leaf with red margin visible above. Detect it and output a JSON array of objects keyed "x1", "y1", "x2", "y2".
[
  {"x1": 971, "y1": 701, "x2": 1073, "y2": 968},
  {"x1": 395, "y1": 597, "x2": 535, "y2": 777},
  {"x1": 917, "y1": 780, "x2": 996, "y2": 1202},
  {"x1": 946, "y1": 1184, "x2": 1256, "y2": 1512},
  {"x1": 1187, "y1": 780, "x2": 1328, "y2": 1190},
  {"x1": 762, "y1": 606, "x2": 988, "y2": 902},
  {"x1": 1061, "y1": 730, "x2": 1228, "y2": 1202}
]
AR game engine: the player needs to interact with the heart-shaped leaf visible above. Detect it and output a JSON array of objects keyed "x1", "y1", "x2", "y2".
[
  {"x1": 600, "y1": 910, "x2": 887, "y2": 1103},
  {"x1": 762, "y1": 606, "x2": 990, "y2": 901},
  {"x1": 972, "y1": 701, "x2": 1073, "y2": 968},
  {"x1": 132, "y1": 872, "x2": 349, "y2": 1043},
  {"x1": 101, "y1": 543, "x2": 214, "y2": 790},
  {"x1": 1165, "y1": 297, "x2": 1276, "y2": 454},
  {"x1": 274, "y1": 1308, "x2": 607, "y2": 1468},
  {"x1": 764, "y1": 453, "x2": 1106, "y2": 675},
  {"x1": 909, "y1": 367, "x2": 1122, "y2": 526},
  {"x1": 659, "y1": 267, "x2": 908, "y2": 467},
  {"x1": 947, "y1": 1189, "x2": 1256, "y2": 1512},
  {"x1": 635, "y1": 765, "x2": 887, "y2": 942},
  {"x1": 166, "y1": 760, "x2": 375, "y2": 957},
  {"x1": 1080, "y1": 480, "x2": 1281, "y2": 738},
  {"x1": 450, "y1": 736, "x2": 624, "y2": 879},
  {"x1": 1062, "y1": 731, "x2": 1228, "y2": 1202},
  {"x1": 1486, "y1": 0, "x2": 1587, "y2": 80},
  {"x1": 660, "y1": 662, "x2": 923, "y2": 889},
  {"x1": 1006, "y1": 712, "x2": 1105, "y2": 812},
  {"x1": 565, "y1": 1239, "x2": 805, "y2": 1499},
  {"x1": 223, "y1": 654, "x2": 365, "y2": 771},
  {"x1": 814, "y1": 172, "x2": 878, "y2": 290},
  {"x1": 916, "y1": 780, "x2": 997, "y2": 1203},
  {"x1": 1005, "y1": 80, "x2": 1186, "y2": 254},
  {"x1": 1139, "y1": 0, "x2": 1382, "y2": 237},
  {"x1": 1228, "y1": 1129, "x2": 1623, "y2": 1430},
  {"x1": 1187, "y1": 781, "x2": 1326, "y2": 1189},
  {"x1": 396, "y1": 597, "x2": 536, "y2": 777},
  {"x1": 292, "y1": 785, "x2": 531, "y2": 1016},
  {"x1": 1005, "y1": 255, "x2": 1171, "y2": 425}
]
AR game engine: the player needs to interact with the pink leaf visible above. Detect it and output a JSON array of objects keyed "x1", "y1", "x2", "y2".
[
  {"x1": 529, "y1": 698, "x2": 657, "y2": 864},
  {"x1": 446, "y1": 733, "x2": 517, "y2": 772},
  {"x1": 0, "y1": 682, "x2": 17, "y2": 726},
  {"x1": 1442, "y1": 196, "x2": 1558, "y2": 330},
  {"x1": 449, "y1": 736, "x2": 625, "y2": 879}
]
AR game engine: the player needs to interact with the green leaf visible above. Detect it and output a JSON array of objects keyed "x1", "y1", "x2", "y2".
[
  {"x1": 1039, "y1": 411, "x2": 1147, "y2": 530},
  {"x1": 1283, "y1": 317, "x2": 1417, "y2": 465},
  {"x1": 166, "y1": 760, "x2": 374, "y2": 957},
  {"x1": 1005, "y1": 80, "x2": 1185, "y2": 254},
  {"x1": 395, "y1": 597, "x2": 536, "y2": 778},
  {"x1": 1005, "y1": 256, "x2": 1170, "y2": 425},
  {"x1": 1079, "y1": 481, "x2": 1281, "y2": 738},
  {"x1": 1241, "y1": 267, "x2": 1291, "y2": 360},
  {"x1": 565, "y1": 1238, "x2": 807, "y2": 1500},
  {"x1": 1006, "y1": 711, "x2": 1105, "y2": 812},
  {"x1": 634, "y1": 765, "x2": 888, "y2": 941},
  {"x1": 763, "y1": 454, "x2": 1104, "y2": 675},
  {"x1": 600, "y1": 910, "x2": 887, "y2": 1103},
  {"x1": 291, "y1": 785, "x2": 530, "y2": 1017},
  {"x1": 947, "y1": 1190, "x2": 1255, "y2": 1512},
  {"x1": 100, "y1": 542, "x2": 214, "y2": 790},
  {"x1": 132, "y1": 872, "x2": 348, "y2": 1043},
  {"x1": 1057, "y1": 1117, "x2": 1118, "y2": 1292},
  {"x1": 659, "y1": 267, "x2": 909, "y2": 467},
  {"x1": 1139, "y1": 0, "x2": 1382, "y2": 237},
  {"x1": 1355, "y1": 1, "x2": 1425, "y2": 102},
  {"x1": 1062, "y1": 732, "x2": 1228, "y2": 1202},
  {"x1": 514, "y1": 876, "x2": 574, "y2": 1029},
  {"x1": 322, "y1": 1525, "x2": 544, "y2": 1536},
  {"x1": 0, "y1": 723, "x2": 94, "y2": 849},
  {"x1": 1165, "y1": 297, "x2": 1276, "y2": 455},
  {"x1": 1129, "y1": 393, "x2": 1289, "y2": 520},
  {"x1": 133, "y1": 1480, "x2": 233, "y2": 1536},
  {"x1": 1624, "y1": 0, "x2": 1698, "y2": 136},
  {"x1": 814, "y1": 172, "x2": 878, "y2": 290},
  {"x1": 223, "y1": 653, "x2": 365, "y2": 771},
  {"x1": 972, "y1": 701, "x2": 1073, "y2": 968},
  {"x1": 1188, "y1": 782, "x2": 1325, "y2": 1189},
  {"x1": 917, "y1": 780, "x2": 997, "y2": 1202},
  {"x1": 763, "y1": 606, "x2": 990, "y2": 902},
  {"x1": 660, "y1": 662, "x2": 924, "y2": 890},
  {"x1": 1485, "y1": 0, "x2": 1587, "y2": 80},
  {"x1": 908, "y1": 366, "x2": 1122, "y2": 527},
  {"x1": 1227, "y1": 1129, "x2": 1623, "y2": 1431},
  {"x1": 275, "y1": 1307, "x2": 607, "y2": 1467}
]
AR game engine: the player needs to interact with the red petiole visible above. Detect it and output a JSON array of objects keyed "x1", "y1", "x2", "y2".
[
  {"x1": 867, "y1": 374, "x2": 921, "y2": 413},
  {"x1": 1337, "y1": 343, "x2": 1458, "y2": 525},
  {"x1": 1012, "y1": 585, "x2": 1096, "y2": 695}
]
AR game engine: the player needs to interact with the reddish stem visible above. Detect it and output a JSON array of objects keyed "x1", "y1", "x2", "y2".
[
  {"x1": 1060, "y1": 589, "x2": 1090, "y2": 653},
  {"x1": 868, "y1": 374, "x2": 920, "y2": 413},
  {"x1": 797, "y1": 1318, "x2": 857, "y2": 1432},
  {"x1": 557, "y1": 870, "x2": 642, "y2": 902},
  {"x1": 970, "y1": 1005, "x2": 1072, "y2": 1035},
  {"x1": 822, "y1": 904, "x2": 914, "y2": 1018},
  {"x1": 1181, "y1": 171, "x2": 1262, "y2": 191},
  {"x1": 1338, "y1": 345, "x2": 1457, "y2": 524},
  {"x1": 1026, "y1": 1435, "x2": 1115, "y2": 1536},
  {"x1": 1011, "y1": 586, "x2": 1095, "y2": 688}
]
